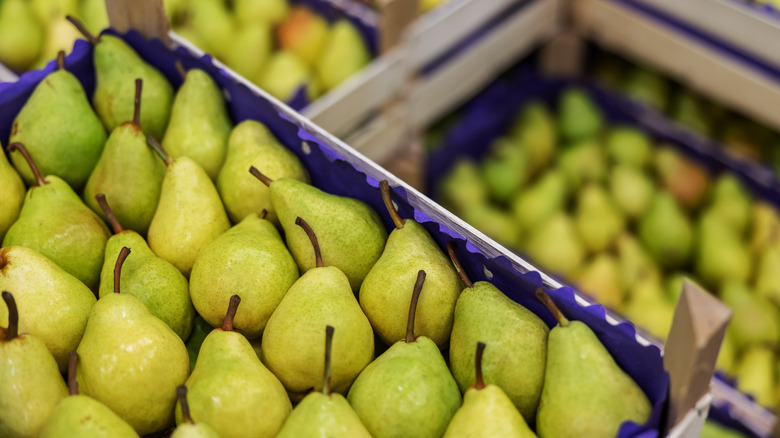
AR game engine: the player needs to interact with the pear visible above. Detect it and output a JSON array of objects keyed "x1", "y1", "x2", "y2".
[
  {"x1": 223, "y1": 24, "x2": 273, "y2": 84},
  {"x1": 3, "y1": 143, "x2": 110, "y2": 292},
  {"x1": 0, "y1": 292, "x2": 68, "y2": 438},
  {"x1": 40, "y1": 352, "x2": 139, "y2": 438},
  {"x1": 615, "y1": 233, "x2": 661, "y2": 290},
  {"x1": 349, "y1": 271, "x2": 462, "y2": 437},
  {"x1": 278, "y1": 6, "x2": 329, "y2": 67},
  {"x1": 95, "y1": 194, "x2": 193, "y2": 340},
  {"x1": 573, "y1": 254, "x2": 624, "y2": 309},
  {"x1": 620, "y1": 275, "x2": 674, "y2": 340},
  {"x1": 694, "y1": 210, "x2": 751, "y2": 288},
  {"x1": 749, "y1": 202, "x2": 780, "y2": 254},
  {"x1": 32, "y1": 17, "x2": 81, "y2": 69},
  {"x1": 68, "y1": 16, "x2": 173, "y2": 139},
  {"x1": 316, "y1": 19, "x2": 371, "y2": 91},
  {"x1": 574, "y1": 184, "x2": 625, "y2": 253},
  {"x1": 0, "y1": 246, "x2": 95, "y2": 372},
  {"x1": 438, "y1": 158, "x2": 489, "y2": 212},
  {"x1": 509, "y1": 101, "x2": 556, "y2": 175},
  {"x1": 535, "y1": 290, "x2": 652, "y2": 437},
  {"x1": 735, "y1": 346, "x2": 777, "y2": 407},
  {"x1": 78, "y1": 0, "x2": 108, "y2": 35},
  {"x1": 147, "y1": 140, "x2": 231, "y2": 277},
  {"x1": 77, "y1": 247, "x2": 190, "y2": 435},
  {"x1": 178, "y1": 295, "x2": 292, "y2": 438},
  {"x1": 188, "y1": 0, "x2": 235, "y2": 60},
  {"x1": 638, "y1": 192, "x2": 692, "y2": 269},
  {"x1": 0, "y1": 143, "x2": 25, "y2": 242},
  {"x1": 31, "y1": 0, "x2": 78, "y2": 24},
  {"x1": 162, "y1": 67, "x2": 232, "y2": 181},
  {"x1": 622, "y1": 66, "x2": 669, "y2": 110},
  {"x1": 0, "y1": 0, "x2": 43, "y2": 70},
  {"x1": 217, "y1": 120, "x2": 310, "y2": 225},
  {"x1": 189, "y1": 211, "x2": 299, "y2": 339},
  {"x1": 480, "y1": 138, "x2": 528, "y2": 202},
  {"x1": 185, "y1": 315, "x2": 213, "y2": 371},
  {"x1": 447, "y1": 244, "x2": 548, "y2": 423},
  {"x1": 708, "y1": 174, "x2": 751, "y2": 235},
  {"x1": 721, "y1": 281, "x2": 779, "y2": 352},
  {"x1": 525, "y1": 213, "x2": 585, "y2": 277},
  {"x1": 443, "y1": 342, "x2": 536, "y2": 438},
  {"x1": 170, "y1": 386, "x2": 219, "y2": 438},
  {"x1": 251, "y1": 168, "x2": 386, "y2": 291},
  {"x1": 9, "y1": 52, "x2": 107, "y2": 191},
  {"x1": 699, "y1": 420, "x2": 749, "y2": 438},
  {"x1": 655, "y1": 147, "x2": 710, "y2": 209},
  {"x1": 716, "y1": 330, "x2": 737, "y2": 377},
  {"x1": 609, "y1": 164, "x2": 655, "y2": 219},
  {"x1": 557, "y1": 88, "x2": 603, "y2": 142},
  {"x1": 278, "y1": 326, "x2": 372, "y2": 437},
  {"x1": 510, "y1": 169, "x2": 568, "y2": 233},
  {"x1": 558, "y1": 138, "x2": 607, "y2": 190},
  {"x1": 672, "y1": 91, "x2": 712, "y2": 136},
  {"x1": 261, "y1": 218, "x2": 374, "y2": 398},
  {"x1": 235, "y1": 0, "x2": 289, "y2": 26},
  {"x1": 605, "y1": 126, "x2": 652, "y2": 167},
  {"x1": 84, "y1": 79, "x2": 166, "y2": 235},
  {"x1": 259, "y1": 50, "x2": 321, "y2": 102},
  {"x1": 463, "y1": 202, "x2": 521, "y2": 248},
  {"x1": 755, "y1": 244, "x2": 780, "y2": 306}
]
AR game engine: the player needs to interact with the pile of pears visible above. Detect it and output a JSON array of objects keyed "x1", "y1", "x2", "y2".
[
  {"x1": 0, "y1": 29, "x2": 655, "y2": 435},
  {"x1": 165, "y1": 0, "x2": 371, "y2": 103},
  {"x1": 437, "y1": 86, "x2": 780, "y2": 410}
]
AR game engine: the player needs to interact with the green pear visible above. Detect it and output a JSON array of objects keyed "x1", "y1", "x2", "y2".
[
  {"x1": 509, "y1": 101, "x2": 556, "y2": 175},
  {"x1": 31, "y1": 0, "x2": 78, "y2": 24},
  {"x1": 735, "y1": 346, "x2": 777, "y2": 407},
  {"x1": 259, "y1": 50, "x2": 321, "y2": 102},
  {"x1": 605, "y1": 126, "x2": 651, "y2": 167},
  {"x1": 9, "y1": 53, "x2": 107, "y2": 191},
  {"x1": 0, "y1": 246, "x2": 95, "y2": 372},
  {"x1": 510, "y1": 169, "x2": 568, "y2": 233},
  {"x1": 694, "y1": 209, "x2": 751, "y2": 288},
  {"x1": 749, "y1": 202, "x2": 780, "y2": 254},
  {"x1": 638, "y1": 192, "x2": 692, "y2": 269},
  {"x1": 83, "y1": 79, "x2": 166, "y2": 235},
  {"x1": 277, "y1": 326, "x2": 372, "y2": 438},
  {"x1": 620, "y1": 275, "x2": 674, "y2": 340},
  {"x1": 0, "y1": 143, "x2": 25, "y2": 242},
  {"x1": 448, "y1": 246, "x2": 548, "y2": 423},
  {"x1": 443, "y1": 343, "x2": 536, "y2": 438},
  {"x1": 3, "y1": 143, "x2": 110, "y2": 291},
  {"x1": 261, "y1": 218, "x2": 374, "y2": 397},
  {"x1": 69, "y1": 17, "x2": 174, "y2": 139},
  {"x1": 349, "y1": 271, "x2": 462, "y2": 437},
  {"x1": 316, "y1": 19, "x2": 371, "y2": 91},
  {"x1": 615, "y1": 233, "x2": 661, "y2": 291},
  {"x1": 525, "y1": 213, "x2": 585, "y2": 277},
  {"x1": 253, "y1": 168, "x2": 387, "y2": 291},
  {"x1": 185, "y1": 315, "x2": 213, "y2": 371},
  {"x1": 360, "y1": 181, "x2": 462, "y2": 348},
  {"x1": 573, "y1": 254, "x2": 624, "y2": 309},
  {"x1": 654, "y1": 147, "x2": 710, "y2": 209},
  {"x1": 480, "y1": 138, "x2": 528, "y2": 202},
  {"x1": 78, "y1": 0, "x2": 108, "y2": 35},
  {"x1": 223, "y1": 24, "x2": 273, "y2": 84},
  {"x1": 558, "y1": 138, "x2": 607, "y2": 190},
  {"x1": 189, "y1": 0, "x2": 235, "y2": 60},
  {"x1": 557, "y1": 88, "x2": 603, "y2": 142},
  {"x1": 699, "y1": 420, "x2": 749, "y2": 438},
  {"x1": 672, "y1": 91, "x2": 712, "y2": 136},
  {"x1": 463, "y1": 202, "x2": 521, "y2": 248},
  {"x1": 574, "y1": 184, "x2": 625, "y2": 253},
  {"x1": 438, "y1": 158, "x2": 489, "y2": 212},
  {"x1": 162, "y1": 68, "x2": 232, "y2": 181},
  {"x1": 535, "y1": 290, "x2": 652, "y2": 437},
  {"x1": 278, "y1": 6, "x2": 329, "y2": 67},
  {"x1": 708, "y1": 174, "x2": 751, "y2": 235},
  {"x1": 716, "y1": 330, "x2": 737, "y2": 376},
  {"x1": 77, "y1": 247, "x2": 190, "y2": 436},
  {"x1": 190, "y1": 212, "x2": 299, "y2": 339},
  {"x1": 32, "y1": 18, "x2": 81, "y2": 70},
  {"x1": 721, "y1": 281, "x2": 779, "y2": 352},
  {"x1": 609, "y1": 164, "x2": 655, "y2": 219},
  {"x1": 95, "y1": 194, "x2": 193, "y2": 340},
  {"x1": 0, "y1": 0, "x2": 43, "y2": 70},
  {"x1": 40, "y1": 352, "x2": 139, "y2": 438},
  {"x1": 622, "y1": 66, "x2": 669, "y2": 110},
  {"x1": 217, "y1": 120, "x2": 310, "y2": 225},
  {"x1": 235, "y1": 0, "x2": 289, "y2": 26},
  {"x1": 147, "y1": 145, "x2": 231, "y2": 277},
  {"x1": 755, "y1": 245, "x2": 780, "y2": 304},
  {"x1": 170, "y1": 386, "x2": 219, "y2": 438},
  {"x1": 0, "y1": 292, "x2": 68, "y2": 438},
  {"x1": 178, "y1": 296, "x2": 292, "y2": 438}
]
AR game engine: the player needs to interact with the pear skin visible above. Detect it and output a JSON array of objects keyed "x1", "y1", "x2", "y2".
[
  {"x1": 316, "y1": 19, "x2": 370, "y2": 91},
  {"x1": 0, "y1": 0, "x2": 43, "y2": 70},
  {"x1": 0, "y1": 146, "x2": 25, "y2": 242},
  {"x1": 170, "y1": 386, "x2": 219, "y2": 438}
]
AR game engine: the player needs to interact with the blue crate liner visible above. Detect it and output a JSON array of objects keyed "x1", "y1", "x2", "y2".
[
  {"x1": 0, "y1": 30, "x2": 668, "y2": 437},
  {"x1": 425, "y1": 69, "x2": 773, "y2": 437}
]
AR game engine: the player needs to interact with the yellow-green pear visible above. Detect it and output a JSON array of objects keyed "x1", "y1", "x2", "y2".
[
  {"x1": 573, "y1": 254, "x2": 624, "y2": 309},
  {"x1": 0, "y1": 292, "x2": 68, "y2": 438},
  {"x1": 615, "y1": 233, "x2": 661, "y2": 291},
  {"x1": 574, "y1": 184, "x2": 625, "y2": 253},
  {"x1": 438, "y1": 158, "x2": 489, "y2": 212},
  {"x1": 261, "y1": 218, "x2": 374, "y2": 398},
  {"x1": 557, "y1": 88, "x2": 603, "y2": 142},
  {"x1": 620, "y1": 275, "x2": 674, "y2": 341},
  {"x1": 171, "y1": 386, "x2": 219, "y2": 438},
  {"x1": 31, "y1": 0, "x2": 78, "y2": 24},
  {"x1": 77, "y1": 248, "x2": 190, "y2": 435},
  {"x1": 510, "y1": 170, "x2": 568, "y2": 234},
  {"x1": 235, "y1": 0, "x2": 289, "y2": 26},
  {"x1": 32, "y1": 17, "x2": 81, "y2": 70},
  {"x1": 735, "y1": 346, "x2": 777, "y2": 407},
  {"x1": 749, "y1": 202, "x2": 780, "y2": 254},
  {"x1": 360, "y1": 181, "x2": 461, "y2": 348},
  {"x1": 638, "y1": 192, "x2": 692, "y2": 269},
  {"x1": 278, "y1": 6, "x2": 329, "y2": 67},
  {"x1": 721, "y1": 281, "x2": 779, "y2": 352},
  {"x1": 509, "y1": 101, "x2": 556, "y2": 175},
  {"x1": 259, "y1": 50, "x2": 321, "y2": 102},
  {"x1": 316, "y1": 19, "x2": 371, "y2": 91},
  {"x1": 217, "y1": 120, "x2": 310, "y2": 225},
  {"x1": 78, "y1": 0, "x2": 109, "y2": 35},
  {"x1": 695, "y1": 209, "x2": 751, "y2": 288},
  {"x1": 756, "y1": 244, "x2": 780, "y2": 303},
  {"x1": 0, "y1": 0, "x2": 43, "y2": 70},
  {"x1": 224, "y1": 24, "x2": 273, "y2": 83},
  {"x1": 188, "y1": 0, "x2": 235, "y2": 61},
  {"x1": 525, "y1": 212, "x2": 584, "y2": 277},
  {"x1": 0, "y1": 143, "x2": 25, "y2": 242},
  {"x1": 147, "y1": 141, "x2": 231, "y2": 277}
]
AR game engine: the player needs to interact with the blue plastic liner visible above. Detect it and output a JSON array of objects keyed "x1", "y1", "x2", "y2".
[{"x1": 0, "y1": 31, "x2": 668, "y2": 437}]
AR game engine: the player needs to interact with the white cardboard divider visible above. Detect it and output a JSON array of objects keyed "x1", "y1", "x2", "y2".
[{"x1": 0, "y1": 63, "x2": 17, "y2": 83}]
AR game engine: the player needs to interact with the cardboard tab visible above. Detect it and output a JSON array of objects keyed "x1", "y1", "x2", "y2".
[
  {"x1": 105, "y1": 0, "x2": 171, "y2": 45},
  {"x1": 663, "y1": 280, "x2": 732, "y2": 433},
  {"x1": 379, "y1": 0, "x2": 419, "y2": 53}
]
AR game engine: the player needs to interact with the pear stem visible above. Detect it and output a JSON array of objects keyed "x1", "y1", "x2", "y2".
[
  {"x1": 68, "y1": 352, "x2": 79, "y2": 396},
  {"x1": 8, "y1": 143, "x2": 47, "y2": 186},
  {"x1": 474, "y1": 342, "x2": 486, "y2": 390},
  {"x1": 295, "y1": 217, "x2": 323, "y2": 268},
  {"x1": 535, "y1": 288, "x2": 569, "y2": 327},
  {"x1": 259, "y1": 209, "x2": 268, "y2": 220},
  {"x1": 56, "y1": 51, "x2": 65, "y2": 70},
  {"x1": 446, "y1": 241, "x2": 473, "y2": 288},
  {"x1": 322, "y1": 325, "x2": 334, "y2": 396},
  {"x1": 380, "y1": 180, "x2": 404, "y2": 230},
  {"x1": 2, "y1": 291, "x2": 18, "y2": 341},
  {"x1": 113, "y1": 247, "x2": 131, "y2": 294},
  {"x1": 405, "y1": 270, "x2": 426, "y2": 343},
  {"x1": 95, "y1": 194, "x2": 124, "y2": 234},
  {"x1": 65, "y1": 15, "x2": 100, "y2": 45},
  {"x1": 175, "y1": 60, "x2": 188, "y2": 80},
  {"x1": 249, "y1": 166, "x2": 273, "y2": 187},
  {"x1": 177, "y1": 386, "x2": 195, "y2": 424},
  {"x1": 222, "y1": 295, "x2": 241, "y2": 331},
  {"x1": 146, "y1": 136, "x2": 172, "y2": 165},
  {"x1": 133, "y1": 78, "x2": 142, "y2": 127}
]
